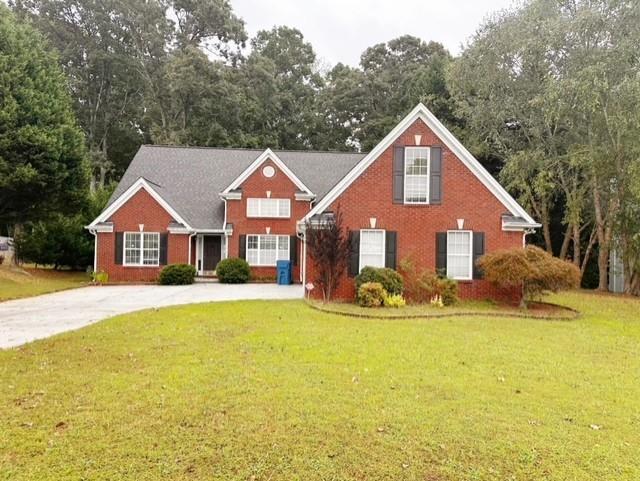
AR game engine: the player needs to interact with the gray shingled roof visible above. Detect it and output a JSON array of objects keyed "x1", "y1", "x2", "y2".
[{"x1": 108, "y1": 146, "x2": 366, "y2": 230}]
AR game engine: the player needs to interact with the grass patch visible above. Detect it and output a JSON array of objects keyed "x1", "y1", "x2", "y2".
[
  {"x1": 1, "y1": 291, "x2": 639, "y2": 480},
  {"x1": 0, "y1": 265, "x2": 89, "y2": 302}
]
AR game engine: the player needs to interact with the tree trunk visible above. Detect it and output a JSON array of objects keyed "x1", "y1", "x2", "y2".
[
  {"x1": 559, "y1": 224, "x2": 572, "y2": 260},
  {"x1": 593, "y1": 182, "x2": 609, "y2": 291},
  {"x1": 572, "y1": 224, "x2": 581, "y2": 268},
  {"x1": 540, "y1": 209, "x2": 553, "y2": 254}
]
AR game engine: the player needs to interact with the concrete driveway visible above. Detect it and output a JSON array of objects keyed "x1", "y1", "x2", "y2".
[{"x1": 0, "y1": 283, "x2": 303, "y2": 349}]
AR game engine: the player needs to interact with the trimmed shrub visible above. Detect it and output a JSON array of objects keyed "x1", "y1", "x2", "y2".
[
  {"x1": 477, "y1": 245, "x2": 580, "y2": 305},
  {"x1": 216, "y1": 257, "x2": 250, "y2": 284},
  {"x1": 357, "y1": 282, "x2": 387, "y2": 307},
  {"x1": 383, "y1": 293, "x2": 406, "y2": 308},
  {"x1": 92, "y1": 270, "x2": 109, "y2": 285},
  {"x1": 398, "y1": 257, "x2": 459, "y2": 306},
  {"x1": 158, "y1": 264, "x2": 196, "y2": 285},
  {"x1": 355, "y1": 266, "x2": 403, "y2": 296}
]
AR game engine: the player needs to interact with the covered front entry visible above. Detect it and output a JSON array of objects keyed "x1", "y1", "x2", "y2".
[{"x1": 196, "y1": 234, "x2": 225, "y2": 276}]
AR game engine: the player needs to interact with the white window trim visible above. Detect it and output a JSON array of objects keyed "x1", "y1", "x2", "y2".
[
  {"x1": 446, "y1": 230, "x2": 473, "y2": 281},
  {"x1": 403, "y1": 146, "x2": 430, "y2": 205},
  {"x1": 246, "y1": 234, "x2": 290, "y2": 267},
  {"x1": 246, "y1": 198, "x2": 291, "y2": 218},
  {"x1": 359, "y1": 229, "x2": 386, "y2": 272},
  {"x1": 123, "y1": 231, "x2": 160, "y2": 267}
]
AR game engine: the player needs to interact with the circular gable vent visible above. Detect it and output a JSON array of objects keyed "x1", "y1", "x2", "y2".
[{"x1": 262, "y1": 165, "x2": 275, "y2": 178}]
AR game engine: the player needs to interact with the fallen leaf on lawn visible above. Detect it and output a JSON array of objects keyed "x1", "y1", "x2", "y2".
[
  {"x1": 377, "y1": 427, "x2": 385, "y2": 433},
  {"x1": 402, "y1": 463, "x2": 410, "y2": 469}
]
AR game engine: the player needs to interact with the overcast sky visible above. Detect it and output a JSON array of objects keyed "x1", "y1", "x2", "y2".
[{"x1": 232, "y1": 0, "x2": 517, "y2": 67}]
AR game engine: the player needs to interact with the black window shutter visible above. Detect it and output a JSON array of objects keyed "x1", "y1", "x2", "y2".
[
  {"x1": 159, "y1": 233, "x2": 168, "y2": 265},
  {"x1": 436, "y1": 232, "x2": 447, "y2": 276},
  {"x1": 348, "y1": 230, "x2": 360, "y2": 277},
  {"x1": 385, "y1": 231, "x2": 397, "y2": 270},
  {"x1": 393, "y1": 146, "x2": 405, "y2": 204},
  {"x1": 239, "y1": 235, "x2": 246, "y2": 260},
  {"x1": 115, "y1": 232, "x2": 123, "y2": 265},
  {"x1": 430, "y1": 146, "x2": 442, "y2": 204},
  {"x1": 473, "y1": 232, "x2": 485, "y2": 279},
  {"x1": 290, "y1": 235, "x2": 298, "y2": 265}
]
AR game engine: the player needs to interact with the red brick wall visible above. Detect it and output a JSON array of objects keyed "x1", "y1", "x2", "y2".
[
  {"x1": 226, "y1": 159, "x2": 306, "y2": 282},
  {"x1": 96, "y1": 189, "x2": 190, "y2": 282},
  {"x1": 306, "y1": 118, "x2": 524, "y2": 303}
]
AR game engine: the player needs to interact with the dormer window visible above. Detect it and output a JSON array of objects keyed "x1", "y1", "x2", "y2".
[{"x1": 404, "y1": 147, "x2": 430, "y2": 204}]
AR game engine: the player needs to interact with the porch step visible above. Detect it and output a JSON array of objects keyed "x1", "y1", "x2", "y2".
[{"x1": 195, "y1": 277, "x2": 218, "y2": 283}]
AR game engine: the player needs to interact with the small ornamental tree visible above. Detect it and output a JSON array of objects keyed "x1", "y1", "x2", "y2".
[
  {"x1": 304, "y1": 208, "x2": 351, "y2": 302},
  {"x1": 477, "y1": 245, "x2": 581, "y2": 307}
]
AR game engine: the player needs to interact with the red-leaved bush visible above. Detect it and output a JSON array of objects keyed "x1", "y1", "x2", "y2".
[{"x1": 477, "y1": 245, "x2": 580, "y2": 306}]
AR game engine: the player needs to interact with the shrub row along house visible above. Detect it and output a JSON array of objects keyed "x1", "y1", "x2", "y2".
[{"x1": 87, "y1": 104, "x2": 540, "y2": 302}]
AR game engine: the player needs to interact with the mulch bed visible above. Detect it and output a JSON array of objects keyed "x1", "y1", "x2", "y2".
[{"x1": 307, "y1": 300, "x2": 580, "y2": 321}]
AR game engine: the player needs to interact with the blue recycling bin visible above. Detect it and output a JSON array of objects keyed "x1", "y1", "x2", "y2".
[{"x1": 276, "y1": 260, "x2": 292, "y2": 285}]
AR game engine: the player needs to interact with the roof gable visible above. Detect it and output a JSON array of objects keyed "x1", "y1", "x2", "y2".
[
  {"x1": 88, "y1": 177, "x2": 191, "y2": 229},
  {"x1": 303, "y1": 103, "x2": 539, "y2": 227},
  {"x1": 222, "y1": 149, "x2": 314, "y2": 196}
]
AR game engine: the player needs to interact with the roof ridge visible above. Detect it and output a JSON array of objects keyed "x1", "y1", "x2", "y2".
[{"x1": 141, "y1": 144, "x2": 368, "y2": 155}]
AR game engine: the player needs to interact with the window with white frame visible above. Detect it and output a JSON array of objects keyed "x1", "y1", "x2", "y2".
[
  {"x1": 124, "y1": 232, "x2": 160, "y2": 266},
  {"x1": 359, "y1": 229, "x2": 385, "y2": 271},
  {"x1": 404, "y1": 147, "x2": 430, "y2": 203},
  {"x1": 246, "y1": 234, "x2": 289, "y2": 266},
  {"x1": 447, "y1": 230, "x2": 472, "y2": 280},
  {"x1": 246, "y1": 198, "x2": 291, "y2": 218}
]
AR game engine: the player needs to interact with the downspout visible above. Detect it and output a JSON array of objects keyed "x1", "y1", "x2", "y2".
[
  {"x1": 302, "y1": 232, "x2": 307, "y2": 289},
  {"x1": 89, "y1": 229, "x2": 97, "y2": 273},
  {"x1": 188, "y1": 232, "x2": 196, "y2": 266},
  {"x1": 297, "y1": 221, "x2": 307, "y2": 295},
  {"x1": 222, "y1": 197, "x2": 229, "y2": 260}
]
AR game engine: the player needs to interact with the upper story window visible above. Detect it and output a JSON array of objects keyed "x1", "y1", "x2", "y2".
[
  {"x1": 359, "y1": 229, "x2": 385, "y2": 271},
  {"x1": 124, "y1": 232, "x2": 159, "y2": 266},
  {"x1": 247, "y1": 198, "x2": 291, "y2": 218},
  {"x1": 404, "y1": 147, "x2": 430, "y2": 204},
  {"x1": 446, "y1": 230, "x2": 472, "y2": 280}
]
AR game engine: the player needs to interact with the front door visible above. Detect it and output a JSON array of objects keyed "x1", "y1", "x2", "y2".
[{"x1": 202, "y1": 236, "x2": 221, "y2": 272}]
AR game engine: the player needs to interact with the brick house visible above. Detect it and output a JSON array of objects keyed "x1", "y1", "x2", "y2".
[{"x1": 88, "y1": 104, "x2": 540, "y2": 301}]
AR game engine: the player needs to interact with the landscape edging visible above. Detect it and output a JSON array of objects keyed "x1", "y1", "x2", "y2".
[{"x1": 306, "y1": 300, "x2": 580, "y2": 321}]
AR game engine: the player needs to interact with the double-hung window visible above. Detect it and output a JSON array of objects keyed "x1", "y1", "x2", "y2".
[
  {"x1": 404, "y1": 147, "x2": 430, "y2": 204},
  {"x1": 246, "y1": 234, "x2": 289, "y2": 266},
  {"x1": 446, "y1": 230, "x2": 472, "y2": 280},
  {"x1": 124, "y1": 232, "x2": 160, "y2": 266},
  {"x1": 247, "y1": 198, "x2": 291, "y2": 218},
  {"x1": 359, "y1": 229, "x2": 385, "y2": 271}
]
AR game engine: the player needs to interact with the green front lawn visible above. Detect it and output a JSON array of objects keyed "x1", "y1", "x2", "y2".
[
  {"x1": 0, "y1": 266, "x2": 89, "y2": 302},
  {"x1": 1, "y1": 291, "x2": 639, "y2": 480}
]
